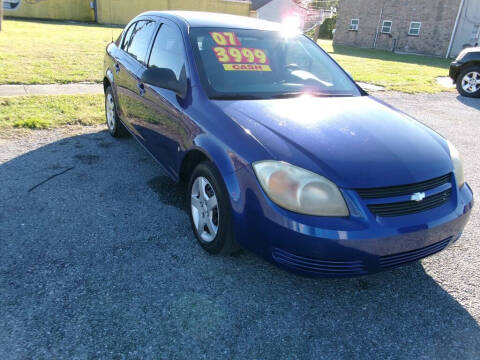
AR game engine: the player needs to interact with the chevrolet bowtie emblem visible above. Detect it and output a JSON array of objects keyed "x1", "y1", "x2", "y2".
[{"x1": 411, "y1": 192, "x2": 426, "y2": 202}]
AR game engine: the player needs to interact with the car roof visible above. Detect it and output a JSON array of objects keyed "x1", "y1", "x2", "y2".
[
  {"x1": 464, "y1": 47, "x2": 480, "y2": 53},
  {"x1": 140, "y1": 10, "x2": 281, "y2": 31}
]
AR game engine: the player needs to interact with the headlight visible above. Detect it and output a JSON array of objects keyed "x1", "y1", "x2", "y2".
[
  {"x1": 253, "y1": 161, "x2": 349, "y2": 216},
  {"x1": 447, "y1": 140, "x2": 465, "y2": 188}
]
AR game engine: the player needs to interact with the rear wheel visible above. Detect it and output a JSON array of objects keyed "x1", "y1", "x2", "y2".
[
  {"x1": 105, "y1": 86, "x2": 129, "y2": 137},
  {"x1": 187, "y1": 161, "x2": 237, "y2": 255},
  {"x1": 456, "y1": 66, "x2": 480, "y2": 98}
]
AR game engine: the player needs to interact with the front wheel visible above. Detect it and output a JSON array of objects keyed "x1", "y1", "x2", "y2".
[
  {"x1": 456, "y1": 66, "x2": 480, "y2": 98},
  {"x1": 187, "y1": 161, "x2": 237, "y2": 255}
]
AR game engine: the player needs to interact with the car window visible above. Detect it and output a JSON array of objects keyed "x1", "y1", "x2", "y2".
[
  {"x1": 285, "y1": 41, "x2": 334, "y2": 84},
  {"x1": 148, "y1": 23, "x2": 187, "y2": 81},
  {"x1": 121, "y1": 22, "x2": 136, "y2": 52},
  {"x1": 189, "y1": 28, "x2": 360, "y2": 99},
  {"x1": 125, "y1": 20, "x2": 156, "y2": 64}
]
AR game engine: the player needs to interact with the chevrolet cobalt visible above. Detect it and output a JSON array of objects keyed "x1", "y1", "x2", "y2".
[{"x1": 103, "y1": 11, "x2": 473, "y2": 276}]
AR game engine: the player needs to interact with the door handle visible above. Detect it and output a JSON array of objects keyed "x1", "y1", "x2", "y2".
[
  {"x1": 137, "y1": 83, "x2": 145, "y2": 96},
  {"x1": 114, "y1": 63, "x2": 120, "y2": 73}
]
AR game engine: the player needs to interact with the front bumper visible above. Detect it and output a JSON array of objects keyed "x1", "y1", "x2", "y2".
[
  {"x1": 449, "y1": 61, "x2": 464, "y2": 81},
  {"x1": 227, "y1": 166, "x2": 474, "y2": 277}
]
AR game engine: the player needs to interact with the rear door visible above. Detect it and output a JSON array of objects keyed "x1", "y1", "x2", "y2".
[{"x1": 113, "y1": 19, "x2": 157, "y2": 135}]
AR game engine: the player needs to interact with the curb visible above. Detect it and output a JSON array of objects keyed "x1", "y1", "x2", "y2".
[{"x1": 0, "y1": 83, "x2": 103, "y2": 97}]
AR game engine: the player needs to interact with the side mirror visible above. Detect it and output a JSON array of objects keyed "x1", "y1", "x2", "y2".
[{"x1": 141, "y1": 67, "x2": 187, "y2": 99}]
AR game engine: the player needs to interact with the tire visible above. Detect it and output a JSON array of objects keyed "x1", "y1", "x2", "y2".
[
  {"x1": 456, "y1": 66, "x2": 480, "y2": 98},
  {"x1": 105, "y1": 86, "x2": 129, "y2": 137},
  {"x1": 187, "y1": 161, "x2": 238, "y2": 255}
]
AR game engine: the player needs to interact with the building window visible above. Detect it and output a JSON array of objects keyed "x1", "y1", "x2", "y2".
[
  {"x1": 381, "y1": 20, "x2": 392, "y2": 34},
  {"x1": 3, "y1": 0, "x2": 21, "y2": 10},
  {"x1": 408, "y1": 22, "x2": 422, "y2": 36},
  {"x1": 349, "y1": 19, "x2": 359, "y2": 31}
]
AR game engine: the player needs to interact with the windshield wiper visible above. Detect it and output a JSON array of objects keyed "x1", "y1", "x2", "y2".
[
  {"x1": 269, "y1": 92, "x2": 304, "y2": 99},
  {"x1": 209, "y1": 94, "x2": 263, "y2": 100},
  {"x1": 210, "y1": 92, "x2": 354, "y2": 100},
  {"x1": 270, "y1": 92, "x2": 354, "y2": 99}
]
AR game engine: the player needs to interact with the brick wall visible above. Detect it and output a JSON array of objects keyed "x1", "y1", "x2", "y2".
[{"x1": 334, "y1": 0, "x2": 461, "y2": 57}]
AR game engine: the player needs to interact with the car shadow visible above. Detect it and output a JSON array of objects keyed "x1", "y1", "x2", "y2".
[
  {"x1": 0, "y1": 130, "x2": 479, "y2": 359},
  {"x1": 456, "y1": 95, "x2": 480, "y2": 110}
]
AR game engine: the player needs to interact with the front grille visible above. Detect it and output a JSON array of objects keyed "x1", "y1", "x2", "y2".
[
  {"x1": 379, "y1": 237, "x2": 452, "y2": 269},
  {"x1": 368, "y1": 189, "x2": 452, "y2": 217},
  {"x1": 272, "y1": 248, "x2": 367, "y2": 276},
  {"x1": 356, "y1": 173, "x2": 451, "y2": 199}
]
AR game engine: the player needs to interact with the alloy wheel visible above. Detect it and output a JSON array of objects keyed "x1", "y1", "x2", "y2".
[
  {"x1": 191, "y1": 176, "x2": 219, "y2": 242},
  {"x1": 106, "y1": 93, "x2": 116, "y2": 131},
  {"x1": 461, "y1": 71, "x2": 480, "y2": 94}
]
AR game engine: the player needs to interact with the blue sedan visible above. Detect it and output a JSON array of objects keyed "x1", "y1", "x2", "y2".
[{"x1": 103, "y1": 11, "x2": 473, "y2": 277}]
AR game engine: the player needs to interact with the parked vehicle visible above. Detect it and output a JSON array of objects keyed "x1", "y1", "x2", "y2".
[
  {"x1": 449, "y1": 47, "x2": 480, "y2": 98},
  {"x1": 103, "y1": 11, "x2": 473, "y2": 277}
]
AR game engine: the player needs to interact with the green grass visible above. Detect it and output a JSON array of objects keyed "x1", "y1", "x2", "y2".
[
  {"x1": 0, "y1": 95, "x2": 104, "y2": 129},
  {"x1": 0, "y1": 19, "x2": 451, "y2": 92},
  {"x1": 0, "y1": 19, "x2": 122, "y2": 85},
  {"x1": 318, "y1": 40, "x2": 452, "y2": 93}
]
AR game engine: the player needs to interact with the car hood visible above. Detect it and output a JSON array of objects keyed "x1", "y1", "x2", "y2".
[
  {"x1": 458, "y1": 47, "x2": 480, "y2": 56},
  {"x1": 457, "y1": 47, "x2": 480, "y2": 62},
  {"x1": 213, "y1": 95, "x2": 453, "y2": 189}
]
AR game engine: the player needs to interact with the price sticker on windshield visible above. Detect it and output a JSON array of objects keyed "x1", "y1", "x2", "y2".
[
  {"x1": 212, "y1": 46, "x2": 271, "y2": 71},
  {"x1": 210, "y1": 31, "x2": 242, "y2": 46},
  {"x1": 210, "y1": 31, "x2": 271, "y2": 71}
]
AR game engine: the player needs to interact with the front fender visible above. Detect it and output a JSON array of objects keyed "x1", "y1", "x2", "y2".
[{"x1": 191, "y1": 134, "x2": 247, "y2": 204}]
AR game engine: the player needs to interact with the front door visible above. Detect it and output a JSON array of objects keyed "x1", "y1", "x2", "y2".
[{"x1": 132, "y1": 21, "x2": 192, "y2": 176}]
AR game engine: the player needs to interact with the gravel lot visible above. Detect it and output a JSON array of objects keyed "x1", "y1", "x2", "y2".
[{"x1": 0, "y1": 92, "x2": 479, "y2": 359}]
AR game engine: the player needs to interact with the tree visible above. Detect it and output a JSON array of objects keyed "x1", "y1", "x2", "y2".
[
  {"x1": 303, "y1": 0, "x2": 339, "y2": 10},
  {"x1": 318, "y1": 16, "x2": 336, "y2": 39},
  {"x1": 306, "y1": 16, "x2": 336, "y2": 41}
]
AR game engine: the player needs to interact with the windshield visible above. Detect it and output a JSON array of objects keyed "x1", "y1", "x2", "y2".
[{"x1": 189, "y1": 27, "x2": 361, "y2": 99}]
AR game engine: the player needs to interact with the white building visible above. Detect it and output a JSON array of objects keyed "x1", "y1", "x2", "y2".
[
  {"x1": 250, "y1": 0, "x2": 307, "y2": 28},
  {"x1": 449, "y1": 0, "x2": 480, "y2": 57}
]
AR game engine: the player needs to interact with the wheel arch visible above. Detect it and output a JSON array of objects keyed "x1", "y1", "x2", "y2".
[
  {"x1": 103, "y1": 69, "x2": 115, "y2": 92},
  {"x1": 459, "y1": 61, "x2": 480, "y2": 74},
  {"x1": 179, "y1": 149, "x2": 210, "y2": 182},
  {"x1": 178, "y1": 135, "x2": 246, "y2": 203},
  {"x1": 103, "y1": 77, "x2": 111, "y2": 92}
]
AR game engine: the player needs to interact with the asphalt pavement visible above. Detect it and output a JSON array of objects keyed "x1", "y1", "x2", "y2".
[{"x1": 0, "y1": 91, "x2": 479, "y2": 359}]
